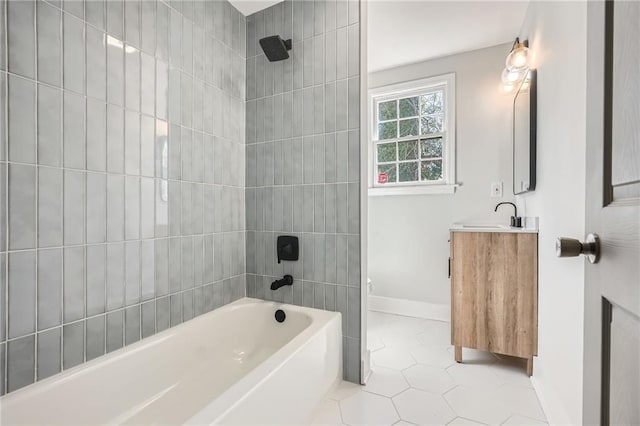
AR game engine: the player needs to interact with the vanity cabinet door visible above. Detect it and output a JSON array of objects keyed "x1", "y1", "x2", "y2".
[{"x1": 450, "y1": 232, "x2": 538, "y2": 358}]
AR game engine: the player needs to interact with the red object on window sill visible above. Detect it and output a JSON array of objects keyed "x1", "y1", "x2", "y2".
[{"x1": 378, "y1": 172, "x2": 388, "y2": 184}]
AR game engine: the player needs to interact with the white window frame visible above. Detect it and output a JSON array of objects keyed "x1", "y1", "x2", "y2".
[{"x1": 368, "y1": 73, "x2": 457, "y2": 196}]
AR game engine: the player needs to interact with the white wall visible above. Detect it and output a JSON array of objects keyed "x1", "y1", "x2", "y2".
[
  {"x1": 368, "y1": 44, "x2": 515, "y2": 306},
  {"x1": 516, "y1": 2, "x2": 587, "y2": 425}
]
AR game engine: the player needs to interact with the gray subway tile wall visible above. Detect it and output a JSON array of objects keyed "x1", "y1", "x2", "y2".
[
  {"x1": 244, "y1": 0, "x2": 362, "y2": 383},
  {"x1": 0, "y1": 0, "x2": 246, "y2": 395}
]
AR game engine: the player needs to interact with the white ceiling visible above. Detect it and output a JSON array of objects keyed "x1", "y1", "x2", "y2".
[
  {"x1": 367, "y1": 1, "x2": 529, "y2": 72},
  {"x1": 228, "y1": 0, "x2": 282, "y2": 16}
]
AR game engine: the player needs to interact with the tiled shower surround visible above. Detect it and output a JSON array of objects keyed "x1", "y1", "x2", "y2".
[
  {"x1": 0, "y1": 0, "x2": 247, "y2": 394},
  {"x1": 244, "y1": 0, "x2": 362, "y2": 382},
  {"x1": 0, "y1": 0, "x2": 362, "y2": 396}
]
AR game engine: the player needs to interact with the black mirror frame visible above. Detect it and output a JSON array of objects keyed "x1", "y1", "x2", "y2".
[{"x1": 513, "y1": 68, "x2": 537, "y2": 195}]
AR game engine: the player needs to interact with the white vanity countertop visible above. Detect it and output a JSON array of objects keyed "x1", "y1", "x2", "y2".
[{"x1": 450, "y1": 217, "x2": 539, "y2": 234}]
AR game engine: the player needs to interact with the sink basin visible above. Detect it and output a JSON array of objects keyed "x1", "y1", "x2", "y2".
[
  {"x1": 450, "y1": 218, "x2": 538, "y2": 234},
  {"x1": 450, "y1": 221, "x2": 538, "y2": 233},
  {"x1": 461, "y1": 224, "x2": 507, "y2": 229}
]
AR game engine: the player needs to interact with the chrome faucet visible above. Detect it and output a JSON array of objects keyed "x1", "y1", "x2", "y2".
[{"x1": 495, "y1": 202, "x2": 522, "y2": 228}]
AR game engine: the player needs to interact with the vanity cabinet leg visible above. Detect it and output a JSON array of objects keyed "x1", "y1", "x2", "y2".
[
  {"x1": 526, "y1": 357, "x2": 534, "y2": 376},
  {"x1": 454, "y1": 346, "x2": 462, "y2": 363}
]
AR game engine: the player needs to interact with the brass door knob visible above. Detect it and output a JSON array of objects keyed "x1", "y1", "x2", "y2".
[{"x1": 556, "y1": 233, "x2": 600, "y2": 264}]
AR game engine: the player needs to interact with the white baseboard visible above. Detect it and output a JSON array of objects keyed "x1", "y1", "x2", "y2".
[
  {"x1": 531, "y1": 375, "x2": 574, "y2": 426},
  {"x1": 368, "y1": 295, "x2": 450, "y2": 322}
]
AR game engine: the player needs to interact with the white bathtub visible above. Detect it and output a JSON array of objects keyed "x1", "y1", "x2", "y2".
[{"x1": 0, "y1": 298, "x2": 342, "y2": 425}]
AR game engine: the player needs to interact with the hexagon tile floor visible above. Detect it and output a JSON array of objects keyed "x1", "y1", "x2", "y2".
[{"x1": 310, "y1": 311, "x2": 548, "y2": 426}]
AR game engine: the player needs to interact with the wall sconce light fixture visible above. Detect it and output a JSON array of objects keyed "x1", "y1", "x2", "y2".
[
  {"x1": 502, "y1": 38, "x2": 532, "y2": 93},
  {"x1": 506, "y1": 37, "x2": 531, "y2": 71}
]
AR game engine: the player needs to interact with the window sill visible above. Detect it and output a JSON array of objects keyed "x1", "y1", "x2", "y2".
[{"x1": 368, "y1": 184, "x2": 458, "y2": 196}]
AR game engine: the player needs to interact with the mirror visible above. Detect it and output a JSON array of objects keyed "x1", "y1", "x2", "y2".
[{"x1": 513, "y1": 69, "x2": 537, "y2": 194}]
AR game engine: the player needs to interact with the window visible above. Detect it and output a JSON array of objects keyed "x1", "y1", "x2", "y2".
[{"x1": 369, "y1": 74, "x2": 456, "y2": 195}]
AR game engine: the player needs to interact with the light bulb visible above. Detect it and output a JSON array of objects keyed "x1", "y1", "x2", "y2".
[
  {"x1": 503, "y1": 83, "x2": 515, "y2": 93},
  {"x1": 506, "y1": 43, "x2": 530, "y2": 71},
  {"x1": 501, "y1": 68, "x2": 525, "y2": 84}
]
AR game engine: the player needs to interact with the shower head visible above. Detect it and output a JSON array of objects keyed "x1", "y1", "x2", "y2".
[{"x1": 259, "y1": 35, "x2": 292, "y2": 62}]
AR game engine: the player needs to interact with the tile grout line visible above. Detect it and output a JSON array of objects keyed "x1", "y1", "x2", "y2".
[
  {"x1": 56, "y1": 0, "x2": 66, "y2": 382},
  {"x1": 101, "y1": 0, "x2": 109, "y2": 358},
  {"x1": 33, "y1": 0, "x2": 40, "y2": 386},
  {"x1": 81, "y1": 0, "x2": 89, "y2": 369},
  {"x1": 2, "y1": 0, "x2": 8, "y2": 397}
]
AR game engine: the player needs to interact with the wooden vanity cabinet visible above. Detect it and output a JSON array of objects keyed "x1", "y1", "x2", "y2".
[{"x1": 450, "y1": 231, "x2": 538, "y2": 375}]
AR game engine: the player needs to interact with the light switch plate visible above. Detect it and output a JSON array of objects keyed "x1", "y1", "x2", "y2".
[{"x1": 491, "y1": 182, "x2": 503, "y2": 197}]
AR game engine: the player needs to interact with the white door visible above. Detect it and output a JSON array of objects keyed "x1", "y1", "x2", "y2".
[{"x1": 579, "y1": 1, "x2": 640, "y2": 424}]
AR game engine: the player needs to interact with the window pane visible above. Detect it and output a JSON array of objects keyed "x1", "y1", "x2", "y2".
[
  {"x1": 420, "y1": 115, "x2": 443, "y2": 135},
  {"x1": 399, "y1": 118, "x2": 419, "y2": 137},
  {"x1": 399, "y1": 97, "x2": 418, "y2": 118},
  {"x1": 398, "y1": 140, "x2": 418, "y2": 161},
  {"x1": 421, "y1": 159, "x2": 443, "y2": 181},
  {"x1": 420, "y1": 137, "x2": 443, "y2": 158},
  {"x1": 377, "y1": 164, "x2": 397, "y2": 183},
  {"x1": 377, "y1": 142, "x2": 396, "y2": 162},
  {"x1": 420, "y1": 91, "x2": 443, "y2": 115},
  {"x1": 378, "y1": 100, "x2": 397, "y2": 121},
  {"x1": 398, "y1": 162, "x2": 419, "y2": 182},
  {"x1": 378, "y1": 121, "x2": 397, "y2": 140}
]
